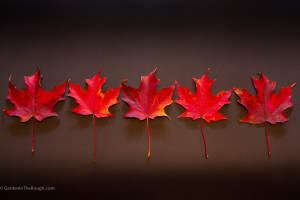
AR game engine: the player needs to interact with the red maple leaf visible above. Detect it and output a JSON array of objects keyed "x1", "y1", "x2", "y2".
[
  {"x1": 175, "y1": 70, "x2": 233, "y2": 158},
  {"x1": 235, "y1": 73, "x2": 295, "y2": 156},
  {"x1": 122, "y1": 69, "x2": 175, "y2": 158},
  {"x1": 3, "y1": 69, "x2": 67, "y2": 152},
  {"x1": 68, "y1": 69, "x2": 121, "y2": 162}
]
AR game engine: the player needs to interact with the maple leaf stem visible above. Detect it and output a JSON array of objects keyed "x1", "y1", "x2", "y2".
[
  {"x1": 93, "y1": 114, "x2": 97, "y2": 162},
  {"x1": 32, "y1": 117, "x2": 35, "y2": 153},
  {"x1": 201, "y1": 118, "x2": 208, "y2": 158},
  {"x1": 147, "y1": 117, "x2": 151, "y2": 158},
  {"x1": 265, "y1": 121, "x2": 271, "y2": 156}
]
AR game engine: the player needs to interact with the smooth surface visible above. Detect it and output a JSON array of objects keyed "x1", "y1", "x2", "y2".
[{"x1": 0, "y1": 1, "x2": 300, "y2": 199}]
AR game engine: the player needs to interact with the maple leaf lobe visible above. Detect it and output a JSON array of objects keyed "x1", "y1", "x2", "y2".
[
  {"x1": 68, "y1": 69, "x2": 121, "y2": 118},
  {"x1": 4, "y1": 70, "x2": 67, "y2": 122},
  {"x1": 234, "y1": 74, "x2": 295, "y2": 124},
  {"x1": 122, "y1": 69, "x2": 175, "y2": 120},
  {"x1": 175, "y1": 72, "x2": 233, "y2": 123}
]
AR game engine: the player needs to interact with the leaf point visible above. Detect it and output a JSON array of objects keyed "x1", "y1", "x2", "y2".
[{"x1": 256, "y1": 72, "x2": 262, "y2": 78}]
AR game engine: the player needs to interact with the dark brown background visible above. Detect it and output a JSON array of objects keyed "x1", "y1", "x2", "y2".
[{"x1": 0, "y1": 1, "x2": 299, "y2": 199}]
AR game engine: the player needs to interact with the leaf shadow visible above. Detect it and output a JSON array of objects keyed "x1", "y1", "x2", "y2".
[
  {"x1": 35, "y1": 117, "x2": 60, "y2": 134},
  {"x1": 233, "y1": 93, "x2": 248, "y2": 122},
  {"x1": 66, "y1": 97, "x2": 92, "y2": 128},
  {"x1": 149, "y1": 117, "x2": 167, "y2": 139},
  {"x1": 124, "y1": 118, "x2": 144, "y2": 139},
  {"x1": 122, "y1": 103, "x2": 144, "y2": 139},
  {"x1": 54, "y1": 98, "x2": 65, "y2": 115},
  {"x1": 5, "y1": 116, "x2": 31, "y2": 136},
  {"x1": 122, "y1": 103, "x2": 167, "y2": 139},
  {"x1": 245, "y1": 120, "x2": 288, "y2": 139},
  {"x1": 95, "y1": 115, "x2": 114, "y2": 128},
  {"x1": 266, "y1": 123, "x2": 287, "y2": 139}
]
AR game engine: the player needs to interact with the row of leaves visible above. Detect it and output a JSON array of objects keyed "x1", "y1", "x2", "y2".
[{"x1": 4, "y1": 69, "x2": 295, "y2": 161}]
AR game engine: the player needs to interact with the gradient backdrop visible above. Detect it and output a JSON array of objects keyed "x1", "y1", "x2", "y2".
[{"x1": 1, "y1": 1, "x2": 300, "y2": 199}]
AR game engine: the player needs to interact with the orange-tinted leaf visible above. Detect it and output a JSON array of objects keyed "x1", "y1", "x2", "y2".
[
  {"x1": 4, "y1": 70, "x2": 67, "y2": 122},
  {"x1": 122, "y1": 69, "x2": 175, "y2": 121},
  {"x1": 175, "y1": 71, "x2": 233, "y2": 158},
  {"x1": 122, "y1": 69, "x2": 175, "y2": 158},
  {"x1": 68, "y1": 69, "x2": 121, "y2": 162},
  {"x1": 176, "y1": 72, "x2": 233, "y2": 123},
  {"x1": 68, "y1": 69, "x2": 121, "y2": 118},
  {"x1": 4, "y1": 70, "x2": 67, "y2": 152}
]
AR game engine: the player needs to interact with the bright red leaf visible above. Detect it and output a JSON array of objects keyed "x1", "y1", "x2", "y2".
[
  {"x1": 176, "y1": 70, "x2": 233, "y2": 158},
  {"x1": 3, "y1": 69, "x2": 67, "y2": 152},
  {"x1": 122, "y1": 69, "x2": 175, "y2": 158},
  {"x1": 68, "y1": 69, "x2": 121, "y2": 162},
  {"x1": 235, "y1": 73, "x2": 295, "y2": 155}
]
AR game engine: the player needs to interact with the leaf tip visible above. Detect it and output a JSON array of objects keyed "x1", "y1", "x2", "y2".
[
  {"x1": 122, "y1": 79, "x2": 128, "y2": 83},
  {"x1": 205, "y1": 154, "x2": 209, "y2": 158},
  {"x1": 32, "y1": 149, "x2": 34, "y2": 153},
  {"x1": 292, "y1": 83, "x2": 296, "y2": 88},
  {"x1": 206, "y1": 68, "x2": 211, "y2": 73},
  {"x1": 256, "y1": 72, "x2": 262, "y2": 78},
  {"x1": 166, "y1": 115, "x2": 171, "y2": 120},
  {"x1": 9, "y1": 75, "x2": 12, "y2": 82},
  {"x1": 147, "y1": 152, "x2": 151, "y2": 158}
]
